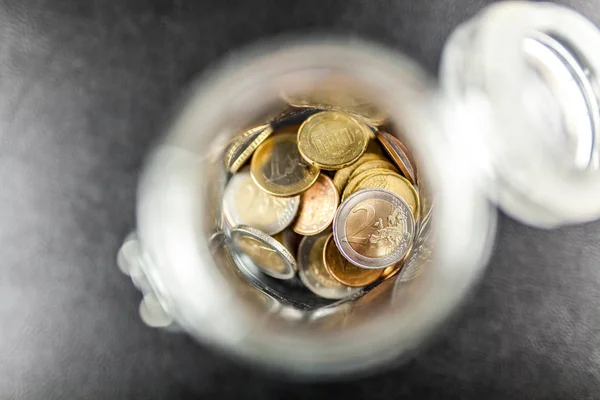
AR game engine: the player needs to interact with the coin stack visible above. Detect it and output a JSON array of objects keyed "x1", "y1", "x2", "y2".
[{"x1": 222, "y1": 98, "x2": 421, "y2": 300}]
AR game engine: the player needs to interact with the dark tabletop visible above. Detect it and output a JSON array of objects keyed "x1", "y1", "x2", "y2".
[{"x1": 2, "y1": 0, "x2": 600, "y2": 398}]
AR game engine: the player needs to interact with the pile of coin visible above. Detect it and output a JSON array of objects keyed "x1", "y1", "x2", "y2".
[{"x1": 222, "y1": 101, "x2": 421, "y2": 300}]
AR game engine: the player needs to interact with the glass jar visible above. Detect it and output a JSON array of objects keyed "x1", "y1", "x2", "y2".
[{"x1": 117, "y1": 2, "x2": 600, "y2": 377}]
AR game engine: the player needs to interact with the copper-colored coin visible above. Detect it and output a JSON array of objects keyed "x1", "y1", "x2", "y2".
[
  {"x1": 250, "y1": 133, "x2": 320, "y2": 197},
  {"x1": 298, "y1": 111, "x2": 369, "y2": 170},
  {"x1": 225, "y1": 125, "x2": 275, "y2": 173},
  {"x1": 292, "y1": 174, "x2": 339, "y2": 236},
  {"x1": 332, "y1": 152, "x2": 385, "y2": 193},
  {"x1": 353, "y1": 171, "x2": 420, "y2": 219},
  {"x1": 376, "y1": 131, "x2": 417, "y2": 185},
  {"x1": 323, "y1": 234, "x2": 382, "y2": 287}
]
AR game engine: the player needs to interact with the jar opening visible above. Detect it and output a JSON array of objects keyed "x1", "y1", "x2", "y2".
[{"x1": 138, "y1": 40, "x2": 493, "y2": 374}]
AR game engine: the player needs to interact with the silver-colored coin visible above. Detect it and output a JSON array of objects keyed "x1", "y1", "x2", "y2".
[
  {"x1": 333, "y1": 188, "x2": 415, "y2": 269},
  {"x1": 297, "y1": 232, "x2": 362, "y2": 300},
  {"x1": 223, "y1": 171, "x2": 299, "y2": 235},
  {"x1": 230, "y1": 225, "x2": 297, "y2": 280}
]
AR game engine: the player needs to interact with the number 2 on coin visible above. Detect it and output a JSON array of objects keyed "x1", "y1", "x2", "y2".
[{"x1": 346, "y1": 204, "x2": 376, "y2": 244}]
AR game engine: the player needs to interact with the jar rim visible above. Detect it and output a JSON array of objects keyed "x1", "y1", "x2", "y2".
[{"x1": 137, "y1": 38, "x2": 495, "y2": 375}]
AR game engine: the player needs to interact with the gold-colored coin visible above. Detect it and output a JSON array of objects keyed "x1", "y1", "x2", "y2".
[
  {"x1": 309, "y1": 234, "x2": 343, "y2": 288},
  {"x1": 376, "y1": 131, "x2": 417, "y2": 185},
  {"x1": 292, "y1": 174, "x2": 339, "y2": 236},
  {"x1": 223, "y1": 171, "x2": 300, "y2": 235},
  {"x1": 353, "y1": 172, "x2": 420, "y2": 219},
  {"x1": 347, "y1": 159, "x2": 398, "y2": 183},
  {"x1": 323, "y1": 234, "x2": 382, "y2": 287},
  {"x1": 298, "y1": 111, "x2": 369, "y2": 170},
  {"x1": 341, "y1": 168, "x2": 394, "y2": 201},
  {"x1": 224, "y1": 125, "x2": 263, "y2": 164},
  {"x1": 225, "y1": 125, "x2": 274, "y2": 173},
  {"x1": 332, "y1": 152, "x2": 385, "y2": 193},
  {"x1": 250, "y1": 133, "x2": 320, "y2": 197}
]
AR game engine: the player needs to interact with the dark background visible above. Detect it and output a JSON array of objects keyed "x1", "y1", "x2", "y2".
[{"x1": 2, "y1": 0, "x2": 600, "y2": 398}]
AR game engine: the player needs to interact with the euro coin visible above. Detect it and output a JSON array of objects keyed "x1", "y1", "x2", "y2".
[
  {"x1": 225, "y1": 125, "x2": 274, "y2": 173},
  {"x1": 298, "y1": 111, "x2": 369, "y2": 170},
  {"x1": 353, "y1": 171, "x2": 420, "y2": 219},
  {"x1": 341, "y1": 167, "x2": 395, "y2": 201},
  {"x1": 250, "y1": 133, "x2": 320, "y2": 197},
  {"x1": 297, "y1": 232, "x2": 361, "y2": 299},
  {"x1": 292, "y1": 174, "x2": 339, "y2": 236},
  {"x1": 323, "y1": 233, "x2": 382, "y2": 287},
  {"x1": 223, "y1": 170, "x2": 299, "y2": 235},
  {"x1": 230, "y1": 225, "x2": 297, "y2": 280},
  {"x1": 332, "y1": 152, "x2": 385, "y2": 193},
  {"x1": 347, "y1": 159, "x2": 398, "y2": 183},
  {"x1": 333, "y1": 188, "x2": 415, "y2": 269}
]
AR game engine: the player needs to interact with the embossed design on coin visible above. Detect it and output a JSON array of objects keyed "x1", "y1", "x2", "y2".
[
  {"x1": 323, "y1": 234, "x2": 382, "y2": 287},
  {"x1": 230, "y1": 225, "x2": 296, "y2": 280},
  {"x1": 297, "y1": 232, "x2": 360, "y2": 299},
  {"x1": 223, "y1": 171, "x2": 299, "y2": 235},
  {"x1": 250, "y1": 133, "x2": 320, "y2": 197},
  {"x1": 376, "y1": 131, "x2": 417, "y2": 185},
  {"x1": 346, "y1": 199, "x2": 408, "y2": 257},
  {"x1": 292, "y1": 174, "x2": 339, "y2": 236},
  {"x1": 298, "y1": 111, "x2": 369, "y2": 170},
  {"x1": 353, "y1": 171, "x2": 420, "y2": 219},
  {"x1": 333, "y1": 188, "x2": 415, "y2": 269}
]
